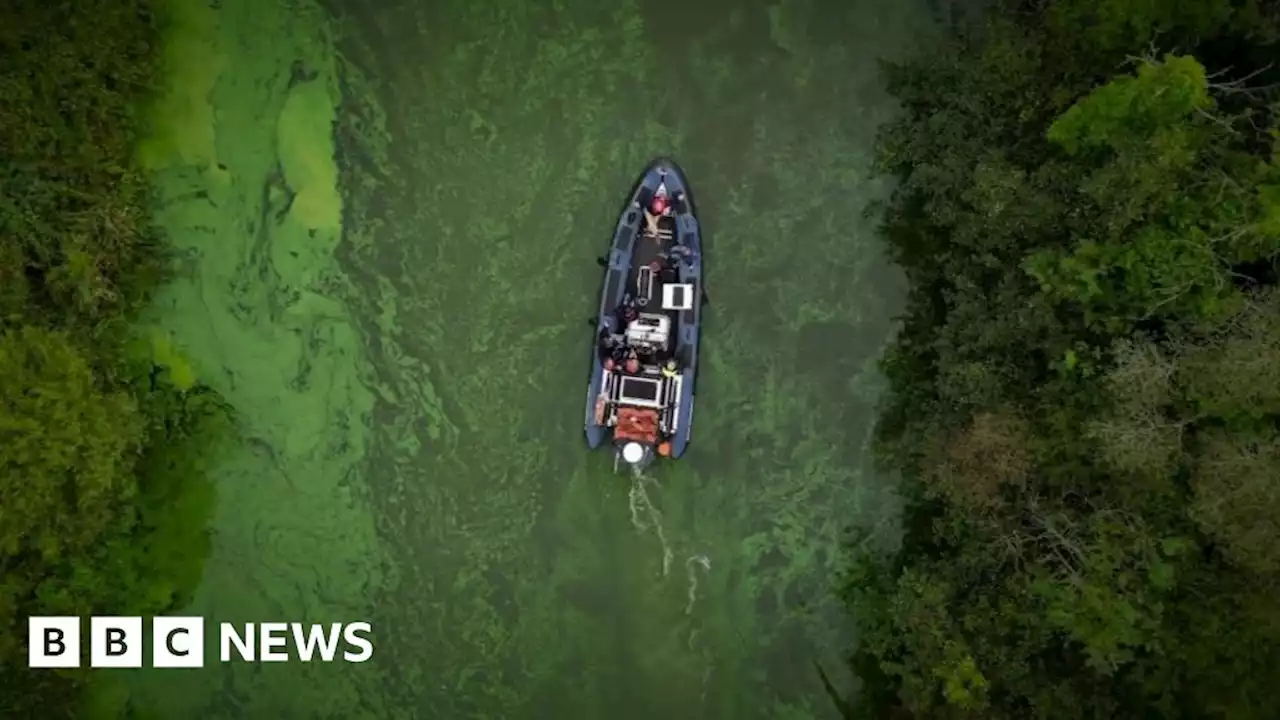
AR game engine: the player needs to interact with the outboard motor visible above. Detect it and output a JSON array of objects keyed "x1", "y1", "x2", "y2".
[{"x1": 614, "y1": 441, "x2": 654, "y2": 474}]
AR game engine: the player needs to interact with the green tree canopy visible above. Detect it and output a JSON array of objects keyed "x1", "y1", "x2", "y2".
[
  {"x1": 850, "y1": 1, "x2": 1280, "y2": 717},
  {"x1": 0, "y1": 0, "x2": 227, "y2": 716}
]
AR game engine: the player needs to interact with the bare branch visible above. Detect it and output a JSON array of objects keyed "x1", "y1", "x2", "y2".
[
  {"x1": 1207, "y1": 63, "x2": 1278, "y2": 95},
  {"x1": 1196, "y1": 106, "x2": 1240, "y2": 135}
]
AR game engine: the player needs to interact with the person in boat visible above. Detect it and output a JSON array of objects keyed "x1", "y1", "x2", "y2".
[
  {"x1": 643, "y1": 193, "x2": 670, "y2": 239},
  {"x1": 599, "y1": 320, "x2": 627, "y2": 359},
  {"x1": 610, "y1": 337, "x2": 629, "y2": 364},
  {"x1": 597, "y1": 326, "x2": 613, "y2": 358},
  {"x1": 599, "y1": 330, "x2": 622, "y2": 360},
  {"x1": 664, "y1": 244, "x2": 696, "y2": 266},
  {"x1": 661, "y1": 358, "x2": 679, "y2": 378},
  {"x1": 624, "y1": 349, "x2": 641, "y2": 374},
  {"x1": 615, "y1": 293, "x2": 639, "y2": 327}
]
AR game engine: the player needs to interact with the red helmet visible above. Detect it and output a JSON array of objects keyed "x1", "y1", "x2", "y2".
[{"x1": 650, "y1": 194, "x2": 667, "y2": 214}]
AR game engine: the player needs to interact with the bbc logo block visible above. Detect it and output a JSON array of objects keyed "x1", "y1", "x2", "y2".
[
  {"x1": 153, "y1": 616, "x2": 203, "y2": 668},
  {"x1": 91, "y1": 616, "x2": 142, "y2": 667},
  {"x1": 29, "y1": 616, "x2": 203, "y2": 669},
  {"x1": 28, "y1": 617, "x2": 374, "y2": 668},
  {"x1": 29, "y1": 617, "x2": 80, "y2": 668}
]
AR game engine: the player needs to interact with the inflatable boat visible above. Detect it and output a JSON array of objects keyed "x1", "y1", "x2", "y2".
[{"x1": 584, "y1": 159, "x2": 704, "y2": 473}]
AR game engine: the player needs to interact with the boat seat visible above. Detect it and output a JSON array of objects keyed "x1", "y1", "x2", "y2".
[
  {"x1": 637, "y1": 264, "x2": 655, "y2": 306},
  {"x1": 655, "y1": 215, "x2": 676, "y2": 242},
  {"x1": 661, "y1": 283, "x2": 695, "y2": 311}
]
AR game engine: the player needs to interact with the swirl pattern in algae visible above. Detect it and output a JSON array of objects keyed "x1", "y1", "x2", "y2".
[
  {"x1": 133, "y1": 0, "x2": 388, "y2": 717},
  {"x1": 133, "y1": 0, "x2": 935, "y2": 717}
]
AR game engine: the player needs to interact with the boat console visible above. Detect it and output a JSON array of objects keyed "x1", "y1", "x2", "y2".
[
  {"x1": 617, "y1": 375, "x2": 663, "y2": 408},
  {"x1": 624, "y1": 313, "x2": 671, "y2": 353}
]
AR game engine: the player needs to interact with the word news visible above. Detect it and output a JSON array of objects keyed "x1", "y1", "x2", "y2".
[{"x1": 28, "y1": 617, "x2": 374, "y2": 668}]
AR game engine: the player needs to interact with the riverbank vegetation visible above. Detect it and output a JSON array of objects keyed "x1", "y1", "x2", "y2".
[
  {"x1": 0, "y1": 0, "x2": 226, "y2": 717},
  {"x1": 850, "y1": 0, "x2": 1280, "y2": 717}
]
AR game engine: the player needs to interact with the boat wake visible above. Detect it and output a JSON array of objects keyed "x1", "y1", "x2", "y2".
[
  {"x1": 628, "y1": 470, "x2": 713, "y2": 613},
  {"x1": 684, "y1": 554, "x2": 711, "y2": 615},
  {"x1": 628, "y1": 469, "x2": 716, "y2": 704},
  {"x1": 685, "y1": 553, "x2": 715, "y2": 704},
  {"x1": 628, "y1": 469, "x2": 673, "y2": 576}
]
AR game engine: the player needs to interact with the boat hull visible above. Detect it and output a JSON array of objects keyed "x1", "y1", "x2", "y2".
[{"x1": 584, "y1": 158, "x2": 703, "y2": 461}]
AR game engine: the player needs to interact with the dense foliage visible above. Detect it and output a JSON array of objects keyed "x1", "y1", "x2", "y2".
[
  {"x1": 850, "y1": 0, "x2": 1280, "y2": 717},
  {"x1": 0, "y1": 0, "x2": 226, "y2": 716}
]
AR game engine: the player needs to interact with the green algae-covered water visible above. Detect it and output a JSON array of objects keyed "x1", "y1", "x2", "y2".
[{"x1": 131, "y1": 0, "x2": 935, "y2": 717}]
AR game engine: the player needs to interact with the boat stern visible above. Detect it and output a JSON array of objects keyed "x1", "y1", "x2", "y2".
[{"x1": 615, "y1": 440, "x2": 656, "y2": 473}]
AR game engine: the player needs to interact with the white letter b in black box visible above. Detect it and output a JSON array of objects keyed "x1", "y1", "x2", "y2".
[
  {"x1": 28, "y1": 617, "x2": 80, "y2": 668},
  {"x1": 91, "y1": 617, "x2": 143, "y2": 668}
]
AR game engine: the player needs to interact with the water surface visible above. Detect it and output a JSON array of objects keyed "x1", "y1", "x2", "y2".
[{"x1": 134, "y1": 0, "x2": 934, "y2": 716}]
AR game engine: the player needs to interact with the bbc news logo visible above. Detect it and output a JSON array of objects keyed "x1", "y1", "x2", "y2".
[{"x1": 28, "y1": 617, "x2": 373, "y2": 668}]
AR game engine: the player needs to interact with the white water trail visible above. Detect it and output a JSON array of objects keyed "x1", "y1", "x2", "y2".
[
  {"x1": 627, "y1": 476, "x2": 648, "y2": 532},
  {"x1": 628, "y1": 468, "x2": 673, "y2": 576},
  {"x1": 684, "y1": 554, "x2": 711, "y2": 615},
  {"x1": 626, "y1": 470, "x2": 715, "y2": 697},
  {"x1": 683, "y1": 555, "x2": 715, "y2": 706}
]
